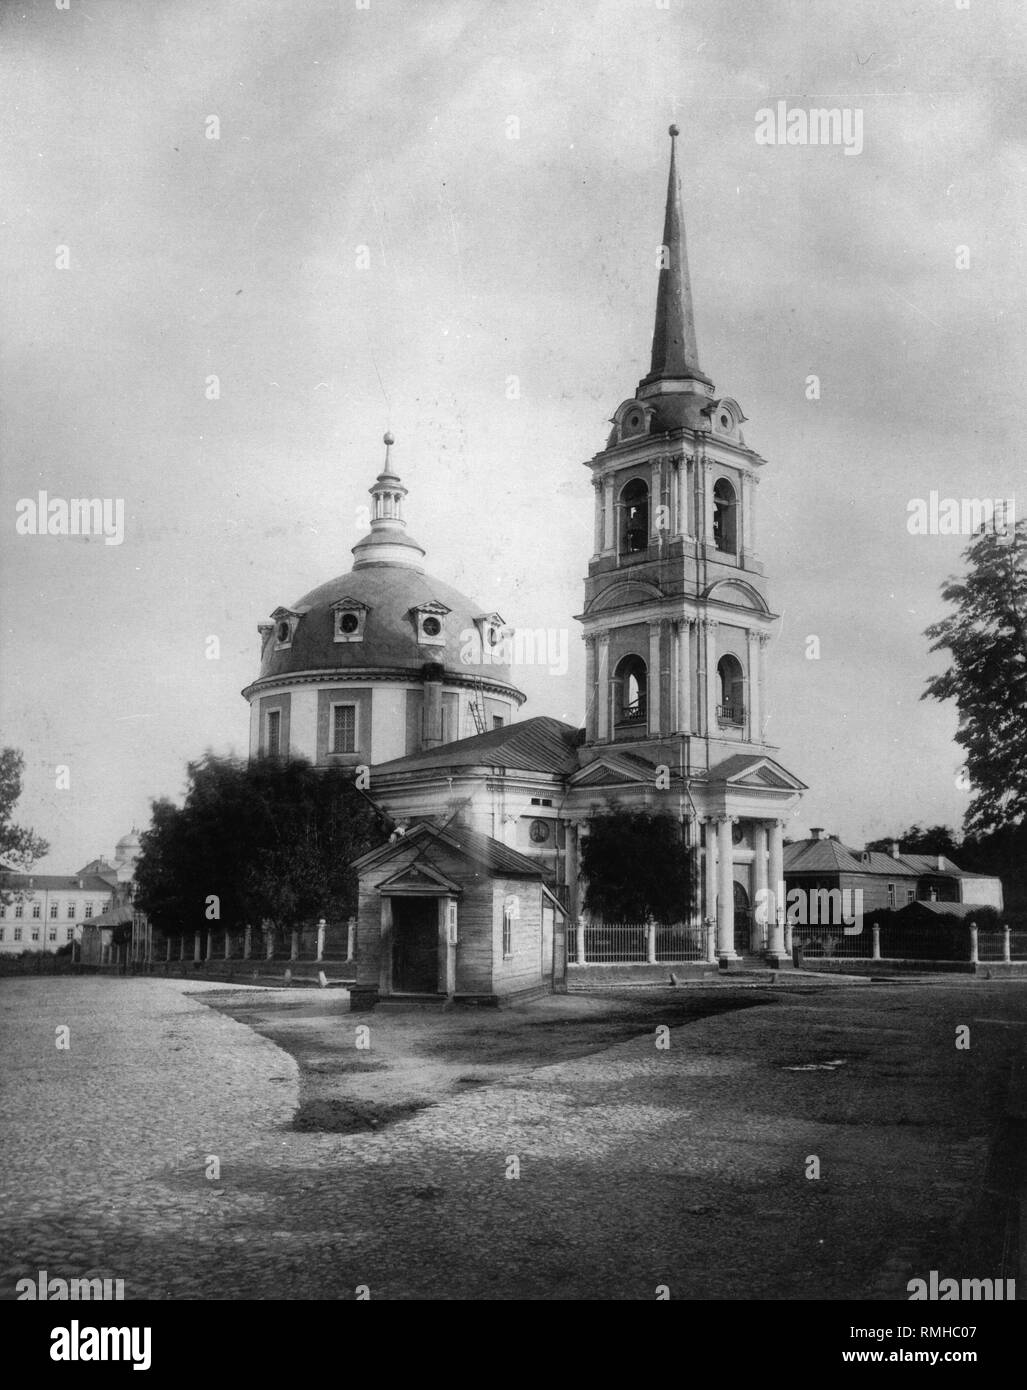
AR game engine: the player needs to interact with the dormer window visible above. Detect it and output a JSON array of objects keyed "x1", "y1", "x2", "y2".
[
  {"x1": 332, "y1": 598, "x2": 370, "y2": 644},
  {"x1": 269, "y1": 607, "x2": 303, "y2": 650},
  {"x1": 412, "y1": 602, "x2": 450, "y2": 647},
  {"x1": 476, "y1": 612, "x2": 510, "y2": 659}
]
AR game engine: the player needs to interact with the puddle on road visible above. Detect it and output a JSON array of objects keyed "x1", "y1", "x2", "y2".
[
  {"x1": 781, "y1": 1058, "x2": 847, "y2": 1072},
  {"x1": 291, "y1": 1097, "x2": 434, "y2": 1135}
]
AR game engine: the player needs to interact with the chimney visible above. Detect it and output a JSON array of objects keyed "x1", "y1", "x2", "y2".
[
  {"x1": 936, "y1": 854, "x2": 945, "y2": 871},
  {"x1": 810, "y1": 827, "x2": 824, "y2": 841},
  {"x1": 891, "y1": 842, "x2": 901, "y2": 859},
  {"x1": 929, "y1": 887, "x2": 937, "y2": 902}
]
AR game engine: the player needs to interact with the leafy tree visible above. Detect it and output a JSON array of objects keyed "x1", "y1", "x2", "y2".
[
  {"x1": 0, "y1": 748, "x2": 49, "y2": 905},
  {"x1": 922, "y1": 520, "x2": 1027, "y2": 835},
  {"x1": 579, "y1": 810, "x2": 693, "y2": 923},
  {"x1": 865, "y1": 824, "x2": 961, "y2": 858},
  {"x1": 133, "y1": 754, "x2": 389, "y2": 944}
]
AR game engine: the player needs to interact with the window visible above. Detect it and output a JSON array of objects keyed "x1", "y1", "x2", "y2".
[
  {"x1": 85, "y1": 903, "x2": 94, "y2": 919},
  {"x1": 619, "y1": 478, "x2": 649, "y2": 555},
  {"x1": 0, "y1": 905, "x2": 5, "y2": 918},
  {"x1": 530, "y1": 797, "x2": 553, "y2": 807},
  {"x1": 502, "y1": 902, "x2": 515, "y2": 958},
  {"x1": 66, "y1": 927, "x2": 74, "y2": 942},
  {"x1": 492, "y1": 715, "x2": 504, "y2": 730},
  {"x1": 614, "y1": 654, "x2": 648, "y2": 725},
  {"x1": 331, "y1": 703, "x2": 356, "y2": 754},
  {"x1": 14, "y1": 927, "x2": 22, "y2": 942},
  {"x1": 906, "y1": 888, "x2": 915, "y2": 903},
  {"x1": 31, "y1": 902, "x2": 41, "y2": 919},
  {"x1": 67, "y1": 903, "x2": 76, "y2": 919},
  {"x1": 887, "y1": 883, "x2": 896, "y2": 908},
  {"x1": 717, "y1": 655, "x2": 745, "y2": 725},
  {"x1": 0, "y1": 928, "x2": 4, "y2": 941},
  {"x1": 713, "y1": 478, "x2": 737, "y2": 553},
  {"x1": 333, "y1": 602, "x2": 368, "y2": 643},
  {"x1": 14, "y1": 903, "x2": 24, "y2": 919},
  {"x1": 266, "y1": 709, "x2": 282, "y2": 758},
  {"x1": 48, "y1": 929, "x2": 57, "y2": 942},
  {"x1": 50, "y1": 901, "x2": 58, "y2": 918},
  {"x1": 31, "y1": 929, "x2": 39, "y2": 941}
]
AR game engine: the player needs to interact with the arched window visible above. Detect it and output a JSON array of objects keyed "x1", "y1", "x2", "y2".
[
  {"x1": 619, "y1": 479, "x2": 649, "y2": 555},
  {"x1": 713, "y1": 478, "x2": 737, "y2": 553},
  {"x1": 614, "y1": 654, "x2": 647, "y2": 725},
  {"x1": 717, "y1": 655, "x2": 745, "y2": 725}
]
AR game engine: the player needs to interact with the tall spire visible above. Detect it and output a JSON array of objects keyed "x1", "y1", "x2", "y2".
[{"x1": 644, "y1": 125, "x2": 711, "y2": 388}]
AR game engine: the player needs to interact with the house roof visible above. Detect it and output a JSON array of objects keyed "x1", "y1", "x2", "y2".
[
  {"x1": 352, "y1": 819, "x2": 545, "y2": 880},
  {"x1": 893, "y1": 900, "x2": 980, "y2": 919},
  {"x1": 373, "y1": 716, "x2": 582, "y2": 778},
  {"x1": 784, "y1": 840, "x2": 920, "y2": 876},
  {"x1": 0, "y1": 872, "x2": 117, "y2": 893}
]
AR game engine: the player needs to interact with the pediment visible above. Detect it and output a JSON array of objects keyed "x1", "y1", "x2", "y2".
[
  {"x1": 711, "y1": 755, "x2": 806, "y2": 792},
  {"x1": 570, "y1": 754, "x2": 658, "y2": 788},
  {"x1": 702, "y1": 580, "x2": 770, "y2": 614},
  {"x1": 379, "y1": 861, "x2": 462, "y2": 895}
]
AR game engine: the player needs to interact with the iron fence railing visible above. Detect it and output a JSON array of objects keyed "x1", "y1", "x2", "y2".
[{"x1": 566, "y1": 921, "x2": 706, "y2": 964}]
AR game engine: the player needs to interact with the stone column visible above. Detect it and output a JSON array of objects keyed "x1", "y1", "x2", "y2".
[
  {"x1": 703, "y1": 620, "x2": 718, "y2": 735},
  {"x1": 646, "y1": 921, "x2": 657, "y2": 965},
  {"x1": 740, "y1": 472, "x2": 751, "y2": 564},
  {"x1": 576, "y1": 919, "x2": 587, "y2": 966},
  {"x1": 565, "y1": 822, "x2": 580, "y2": 921},
  {"x1": 677, "y1": 618, "x2": 692, "y2": 732},
  {"x1": 681, "y1": 454, "x2": 695, "y2": 539},
  {"x1": 716, "y1": 817, "x2": 737, "y2": 960},
  {"x1": 596, "y1": 634, "x2": 610, "y2": 741},
  {"x1": 703, "y1": 460, "x2": 715, "y2": 544},
  {"x1": 584, "y1": 636, "x2": 597, "y2": 742},
  {"x1": 767, "y1": 820, "x2": 788, "y2": 963},
  {"x1": 266, "y1": 927, "x2": 274, "y2": 960},
  {"x1": 193, "y1": 931, "x2": 201, "y2": 963},
  {"x1": 243, "y1": 924, "x2": 252, "y2": 959},
  {"x1": 648, "y1": 623, "x2": 662, "y2": 736},
  {"x1": 650, "y1": 458, "x2": 663, "y2": 542},
  {"x1": 746, "y1": 630, "x2": 761, "y2": 743},
  {"x1": 602, "y1": 477, "x2": 615, "y2": 552},
  {"x1": 316, "y1": 918, "x2": 326, "y2": 961},
  {"x1": 670, "y1": 459, "x2": 680, "y2": 536},
  {"x1": 748, "y1": 474, "x2": 759, "y2": 559},
  {"x1": 166, "y1": 937, "x2": 172, "y2": 963},
  {"x1": 703, "y1": 818, "x2": 717, "y2": 928},
  {"x1": 754, "y1": 822, "x2": 769, "y2": 953},
  {"x1": 592, "y1": 478, "x2": 603, "y2": 556}
]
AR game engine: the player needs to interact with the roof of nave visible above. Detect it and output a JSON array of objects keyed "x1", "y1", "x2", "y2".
[{"x1": 372, "y1": 716, "x2": 582, "y2": 778}]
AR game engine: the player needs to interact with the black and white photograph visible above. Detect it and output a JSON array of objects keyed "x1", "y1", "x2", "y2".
[{"x1": 1, "y1": 0, "x2": 1024, "y2": 1356}]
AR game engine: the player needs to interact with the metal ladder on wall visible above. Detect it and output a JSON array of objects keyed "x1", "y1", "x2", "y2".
[{"x1": 468, "y1": 676, "x2": 488, "y2": 735}]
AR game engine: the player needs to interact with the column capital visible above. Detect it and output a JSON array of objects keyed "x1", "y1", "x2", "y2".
[
  {"x1": 756, "y1": 631, "x2": 772, "y2": 647},
  {"x1": 700, "y1": 617, "x2": 718, "y2": 633}
]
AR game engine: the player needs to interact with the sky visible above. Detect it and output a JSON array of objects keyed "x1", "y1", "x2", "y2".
[{"x1": 1, "y1": 0, "x2": 1025, "y2": 870}]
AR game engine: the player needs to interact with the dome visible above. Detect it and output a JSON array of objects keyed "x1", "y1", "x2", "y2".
[
  {"x1": 245, "y1": 439, "x2": 525, "y2": 705},
  {"x1": 255, "y1": 564, "x2": 522, "y2": 693}
]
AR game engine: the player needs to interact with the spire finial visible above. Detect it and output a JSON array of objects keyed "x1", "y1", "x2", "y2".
[
  {"x1": 383, "y1": 430, "x2": 394, "y2": 467},
  {"x1": 644, "y1": 126, "x2": 710, "y2": 388}
]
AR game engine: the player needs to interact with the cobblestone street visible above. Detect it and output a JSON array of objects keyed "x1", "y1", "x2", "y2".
[{"x1": 1, "y1": 975, "x2": 1024, "y2": 1300}]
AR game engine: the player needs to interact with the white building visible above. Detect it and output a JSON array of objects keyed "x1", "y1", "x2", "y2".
[{"x1": 0, "y1": 831, "x2": 141, "y2": 955}]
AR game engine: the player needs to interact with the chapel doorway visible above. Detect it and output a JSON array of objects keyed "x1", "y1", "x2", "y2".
[
  {"x1": 391, "y1": 896, "x2": 439, "y2": 993},
  {"x1": 733, "y1": 881, "x2": 752, "y2": 955}
]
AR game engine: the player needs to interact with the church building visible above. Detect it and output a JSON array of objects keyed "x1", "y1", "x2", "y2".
[{"x1": 244, "y1": 128, "x2": 806, "y2": 1003}]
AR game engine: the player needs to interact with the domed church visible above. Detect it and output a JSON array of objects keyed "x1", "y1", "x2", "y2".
[{"x1": 246, "y1": 128, "x2": 806, "y2": 1005}]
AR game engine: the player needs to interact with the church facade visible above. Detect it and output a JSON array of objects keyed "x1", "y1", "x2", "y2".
[{"x1": 246, "y1": 128, "x2": 806, "y2": 1003}]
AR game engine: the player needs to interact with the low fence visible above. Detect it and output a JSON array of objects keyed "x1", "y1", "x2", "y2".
[
  {"x1": 566, "y1": 921, "x2": 707, "y2": 965},
  {"x1": 793, "y1": 921, "x2": 1027, "y2": 965}
]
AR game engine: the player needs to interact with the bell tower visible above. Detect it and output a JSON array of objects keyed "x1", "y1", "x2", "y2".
[
  {"x1": 579, "y1": 124, "x2": 775, "y2": 767},
  {"x1": 569, "y1": 126, "x2": 806, "y2": 966}
]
